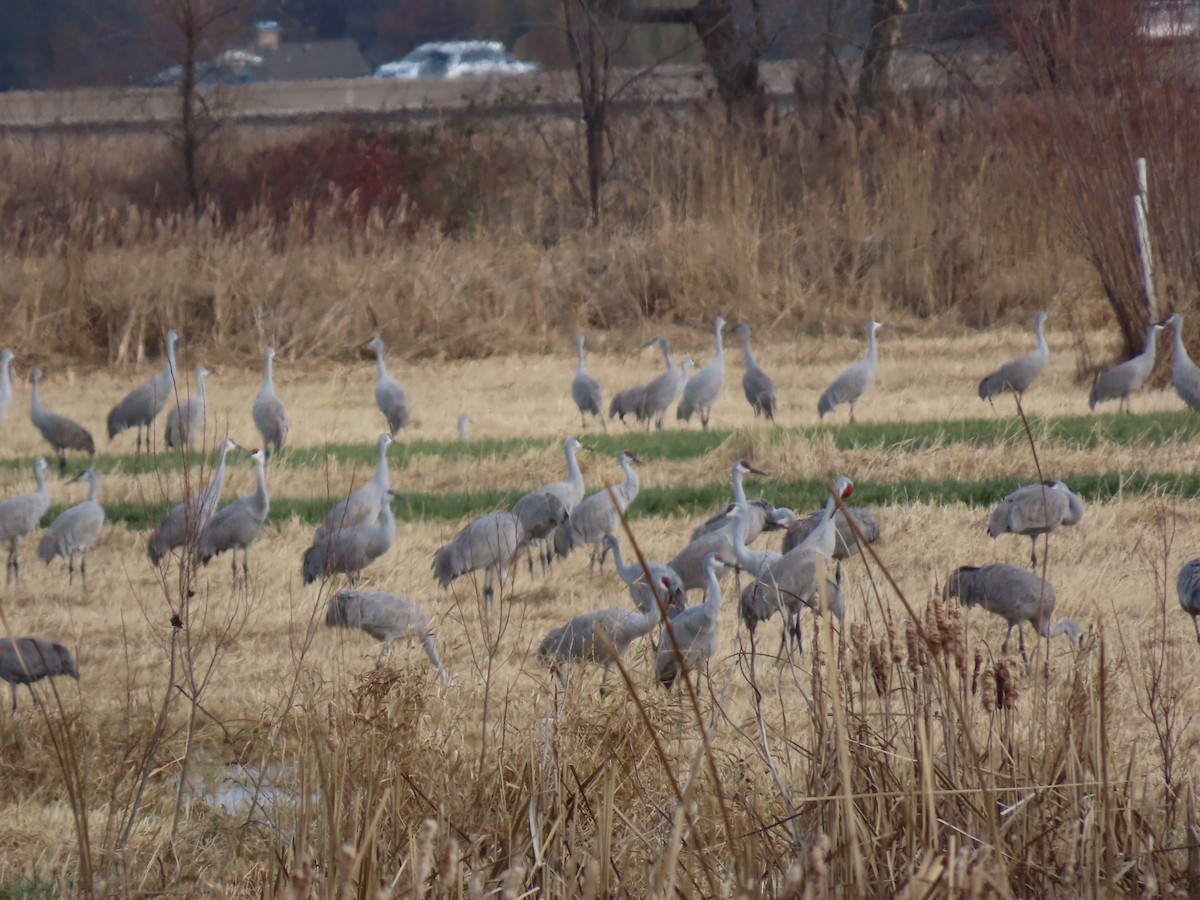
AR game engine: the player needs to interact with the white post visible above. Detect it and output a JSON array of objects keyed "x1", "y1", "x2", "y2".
[{"x1": 1134, "y1": 156, "x2": 1157, "y2": 320}]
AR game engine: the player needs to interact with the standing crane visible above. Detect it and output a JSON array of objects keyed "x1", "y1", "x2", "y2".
[
  {"x1": 512, "y1": 436, "x2": 585, "y2": 573},
  {"x1": 1089, "y1": 322, "x2": 1163, "y2": 413},
  {"x1": 311, "y1": 433, "x2": 393, "y2": 547},
  {"x1": 196, "y1": 447, "x2": 270, "y2": 585},
  {"x1": 978, "y1": 311, "x2": 1050, "y2": 407},
  {"x1": 29, "y1": 369, "x2": 95, "y2": 475},
  {"x1": 0, "y1": 349, "x2": 14, "y2": 424},
  {"x1": 818, "y1": 320, "x2": 884, "y2": 423},
  {"x1": 735, "y1": 323, "x2": 777, "y2": 421},
  {"x1": 571, "y1": 334, "x2": 605, "y2": 429},
  {"x1": 677, "y1": 315, "x2": 726, "y2": 429},
  {"x1": 553, "y1": 450, "x2": 644, "y2": 572},
  {"x1": 303, "y1": 491, "x2": 399, "y2": 585},
  {"x1": 689, "y1": 458, "x2": 772, "y2": 541},
  {"x1": 37, "y1": 468, "x2": 105, "y2": 590},
  {"x1": 252, "y1": 346, "x2": 290, "y2": 459},
  {"x1": 539, "y1": 598, "x2": 664, "y2": 688},
  {"x1": 366, "y1": 335, "x2": 409, "y2": 435},
  {"x1": 326, "y1": 589, "x2": 452, "y2": 683},
  {"x1": 147, "y1": 437, "x2": 240, "y2": 566},
  {"x1": 655, "y1": 552, "x2": 736, "y2": 689},
  {"x1": 432, "y1": 510, "x2": 527, "y2": 606},
  {"x1": 601, "y1": 534, "x2": 687, "y2": 615},
  {"x1": 165, "y1": 365, "x2": 213, "y2": 450},
  {"x1": 987, "y1": 479, "x2": 1084, "y2": 568},
  {"x1": 0, "y1": 457, "x2": 51, "y2": 585},
  {"x1": 107, "y1": 328, "x2": 179, "y2": 456},
  {"x1": 945, "y1": 563, "x2": 1082, "y2": 664},
  {"x1": 635, "y1": 338, "x2": 687, "y2": 430},
  {"x1": 1160, "y1": 314, "x2": 1200, "y2": 411},
  {"x1": 0, "y1": 637, "x2": 79, "y2": 712}
]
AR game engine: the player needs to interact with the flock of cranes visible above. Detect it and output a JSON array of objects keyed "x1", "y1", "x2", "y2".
[{"x1": 4, "y1": 311, "x2": 1200, "y2": 705}]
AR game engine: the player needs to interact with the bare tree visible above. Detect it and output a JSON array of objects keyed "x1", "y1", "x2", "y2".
[
  {"x1": 857, "y1": 0, "x2": 907, "y2": 108},
  {"x1": 562, "y1": 0, "x2": 620, "y2": 225}
]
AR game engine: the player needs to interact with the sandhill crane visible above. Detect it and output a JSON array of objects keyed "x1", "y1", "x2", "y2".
[
  {"x1": 0, "y1": 637, "x2": 78, "y2": 712},
  {"x1": 29, "y1": 369, "x2": 95, "y2": 475},
  {"x1": 1089, "y1": 322, "x2": 1163, "y2": 413},
  {"x1": 253, "y1": 346, "x2": 289, "y2": 459},
  {"x1": 107, "y1": 328, "x2": 179, "y2": 455},
  {"x1": 196, "y1": 447, "x2": 270, "y2": 584},
  {"x1": 677, "y1": 315, "x2": 726, "y2": 429},
  {"x1": 0, "y1": 349, "x2": 14, "y2": 423},
  {"x1": 147, "y1": 437, "x2": 240, "y2": 567},
  {"x1": 690, "y1": 458, "x2": 772, "y2": 541},
  {"x1": 1175, "y1": 558, "x2": 1200, "y2": 644},
  {"x1": 783, "y1": 505, "x2": 881, "y2": 559},
  {"x1": 978, "y1": 311, "x2": 1049, "y2": 407},
  {"x1": 326, "y1": 589, "x2": 451, "y2": 683},
  {"x1": 571, "y1": 335, "x2": 605, "y2": 429},
  {"x1": 1160, "y1": 314, "x2": 1200, "y2": 411},
  {"x1": 601, "y1": 533, "x2": 687, "y2": 615},
  {"x1": 37, "y1": 468, "x2": 104, "y2": 590},
  {"x1": 312, "y1": 433, "x2": 393, "y2": 547},
  {"x1": 818, "y1": 320, "x2": 883, "y2": 423},
  {"x1": 735, "y1": 323, "x2": 776, "y2": 421},
  {"x1": 457, "y1": 413, "x2": 470, "y2": 445},
  {"x1": 165, "y1": 365, "x2": 212, "y2": 451},
  {"x1": 513, "y1": 436, "x2": 585, "y2": 572},
  {"x1": 655, "y1": 552, "x2": 735, "y2": 689},
  {"x1": 608, "y1": 385, "x2": 645, "y2": 425},
  {"x1": 636, "y1": 338, "x2": 686, "y2": 430},
  {"x1": 303, "y1": 491, "x2": 398, "y2": 585},
  {"x1": 987, "y1": 479, "x2": 1084, "y2": 568},
  {"x1": 539, "y1": 599, "x2": 663, "y2": 688},
  {"x1": 553, "y1": 450, "x2": 644, "y2": 572},
  {"x1": 366, "y1": 335, "x2": 409, "y2": 435},
  {"x1": 945, "y1": 563, "x2": 1082, "y2": 664},
  {"x1": 668, "y1": 524, "x2": 739, "y2": 593},
  {"x1": 432, "y1": 510, "x2": 526, "y2": 605},
  {"x1": 0, "y1": 457, "x2": 50, "y2": 585}
]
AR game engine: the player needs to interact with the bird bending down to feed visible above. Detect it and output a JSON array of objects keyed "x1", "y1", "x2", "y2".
[
  {"x1": 539, "y1": 596, "x2": 665, "y2": 688},
  {"x1": 735, "y1": 323, "x2": 777, "y2": 421},
  {"x1": 1176, "y1": 558, "x2": 1200, "y2": 644},
  {"x1": 147, "y1": 437, "x2": 240, "y2": 567},
  {"x1": 0, "y1": 637, "x2": 79, "y2": 713},
  {"x1": 432, "y1": 510, "x2": 526, "y2": 606},
  {"x1": 978, "y1": 311, "x2": 1049, "y2": 407},
  {"x1": 0, "y1": 348, "x2": 14, "y2": 424},
  {"x1": 311, "y1": 433, "x2": 393, "y2": 548},
  {"x1": 252, "y1": 345, "x2": 289, "y2": 459},
  {"x1": 553, "y1": 450, "x2": 644, "y2": 573},
  {"x1": 29, "y1": 368, "x2": 95, "y2": 475},
  {"x1": 303, "y1": 491, "x2": 399, "y2": 585},
  {"x1": 165, "y1": 365, "x2": 213, "y2": 450},
  {"x1": 608, "y1": 385, "x2": 645, "y2": 425},
  {"x1": 326, "y1": 589, "x2": 451, "y2": 683},
  {"x1": 366, "y1": 335, "x2": 410, "y2": 435},
  {"x1": 196, "y1": 447, "x2": 270, "y2": 585},
  {"x1": 1089, "y1": 321, "x2": 1162, "y2": 413},
  {"x1": 37, "y1": 468, "x2": 105, "y2": 590},
  {"x1": 987, "y1": 479, "x2": 1084, "y2": 568},
  {"x1": 819, "y1": 320, "x2": 883, "y2": 423},
  {"x1": 945, "y1": 563, "x2": 1082, "y2": 664},
  {"x1": 601, "y1": 534, "x2": 687, "y2": 615},
  {"x1": 1160, "y1": 314, "x2": 1200, "y2": 412},
  {"x1": 677, "y1": 315, "x2": 726, "y2": 430},
  {"x1": 689, "y1": 458, "x2": 772, "y2": 542},
  {"x1": 571, "y1": 334, "x2": 605, "y2": 429},
  {"x1": 107, "y1": 328, "x2": 179, "y2": 456},
  {"x1": 0, "y1": 457, "x2": 51, "y2": 585},
  {"x1": 656, "y1": 552, "x2": 736, "y2": 689}
]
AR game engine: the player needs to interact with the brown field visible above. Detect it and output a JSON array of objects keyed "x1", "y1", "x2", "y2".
[{"x1": 0, "y1": 323, "x2": 1197, "y2": 897}]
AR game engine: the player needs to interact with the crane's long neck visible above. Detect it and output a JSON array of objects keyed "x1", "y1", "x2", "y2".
[
  {"x1": 253, "y1": 457, "x2": 269, "y2": 508},
  {"x1": 575, "y1": 342, "x2": 586, "y2": 375},
  {"x1": 607, "y1": 540, "x2": 635, "y2": 582},
  {"x1": 34, "y1": 464, "x2": 46, "y2": 496},
  {"x1": 264, "y1": 352, "x2": 275, "y2": 390},
  {"x1": 195, "y1": 371, "x2": 207, "y2": 403},
  {"x1": 621, "y1": 457, "x2": 639, "y2": 500},
  {"x1": 657, "y1": 340, "x2": 673, "y2": 371},
  {"x1": 29, "y1": 378, "x2": 40, "y2": 413},
  {"x1": 375, "y1": 345, "x2": 389, "y2": 380},
  {"x1": 1174, "y1": 320, "x2": 1193, "y2": 368},
  {"x1": 85, "y1": 477, "x2": 98, "y2": 503},
  {"x1": 1035, "y1": 317, "x2": 1047, "y2": 355},
  {"x1": 374, "y1": 437, "x2": 390, "y2": 488},
  {"x1": 740, "y1": 330, "x2": 757, "y2": 368},
  {"x1": 865, "y1": 326, "x2": 878, "y2": 364},
  {"x1": 805, "y1": 493, "x2": 840, "y2": 561},
  {"x1": 1141, "y1": 326, "x2": 1158, "y2": 370},
  {"x1": 713, "y1": 323, "x2": 724, "y2": 360},
  {"x1": 165, "y1": 334, "x2": 177, "y2": 377},
  {"x1": 379, "y1": 500, "x2": 397, "y2": 541},
  {"x1": 731, "y1": 516, "x2": 757, "y2": 569},
  {"x1": 701, "y1": 563, "x2": 723, "y2": 618},
  {"x1": 0, "y1": 358, "x2": 10, "y2": 391},
  {"x1": 212, "y1": 444, "x2": 231, "y2": 491},
  {"x1": 731, "y1": 466, "x2": 747, "y2": 504},
  {"x1": 565, "y1": 443, "x2": 583, "y2": 493}
]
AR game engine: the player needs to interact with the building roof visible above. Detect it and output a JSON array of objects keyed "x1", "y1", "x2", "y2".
[{"x1": 258, "y1": 39, "x2": 370, "y2": 81}]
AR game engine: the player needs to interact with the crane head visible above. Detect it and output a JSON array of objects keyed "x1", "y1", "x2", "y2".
[
  {"x1": 714, "y1": 315, "x2": 726, "y2": 331},
  {"x1": 622, "y1": 450, "x2": 645, "y2": 466},
  {"x1": 736, "y1": 459, "x2": 769, "y2": 478},
  {"x1": 29, "y1": 368, "x2": 43, "y2": 384},
  {"x1": 831, "y1": 476, "x2": 854, "y2": 500}
]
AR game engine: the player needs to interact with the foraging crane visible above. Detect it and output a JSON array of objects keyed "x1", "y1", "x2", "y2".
[
  {"x1": 552, "y1": 450, "x2": 644, "y2": 572},
  {"x1": 252, "y1": 346, "x2": 289, "y2": 459},
  {"x1": 677, "y1": 315, "x2": 726, "y2": 429},
  {"x1": 1089, "y1": 321, "x2": 1163, "y2": 413},
  {"x1": 326, "y1": 589, "x2": 452, "y2": 683},
  {"x1": 366, "y1": 335, "x2": 409, "y2": 435},
  {"x1": 512, "y1": 436, "x2": 585, "y2": 572},
  {"x1": 978, "y1": 311, "x2": 1049, "y2": 407},
  {"x1": 0, "y1": 637, "x2": 78, "y2": 713},
  {"x1": 636, "y1": 338, "x2": 687, "y2": 430},
  {"x1": 539, "y1": 597, "x2": 664, "y2": 687},
  {"x1": 147, "y1": 437, "x2": 240, "y2": 566},
  {"x1": 987, "y1": 479, "x2": 1084, "y2": 568},
  {"x1": 655, "y1": 552, "x2": 736, "y2": 689},
  {"x1": 601, "y1": 534, "x2": 687, "y2": 615},
  {"x1": 571, "y1": 334, "x2": 605, "y2": 429},
  {"x1": 818, "y1": 320, "x2": 883, "y2": 423},
  {"x1": 303, "y1": 491, "x2": 399, "y2": 584},
  {"x1": 165, "y1": 365, "x2": 212, "y2": 450},
  {"x1": 29, "y1": 368, "x2": 95, "y2": 475},
  {"x1": 783, "y1": 505, "x2": 881, "y2": 559},
  {"x1": 312, "y1": 433, "x2": 393, "y2": 547},
  {"x1": 196, "y1": 447, "x2": 270, "y2": 585},
  {"x1": 0, "y1": 457, "x2": 51, "y2": 585},
  {"x1": 689, "y1": 458, "x2": 772, "y2": 541},
  {"x1": 0, "y1": 349, "x2": 14, "y2": 424},
  {"x1": 432, "y1": 510, "x2": 526, "y2": 606},
  {"x1": 107, "y1": 328, "x2": 179, "y2": 455},
  {"x1": 1161, "y1": 314, "x2": 1200, "y2": 411},
  {"x1": 608, "y1": 385, "x2": 646, "y2": 425},
  {"x1": 945, "y1": 563, "x2": 1082, "y2": 664},
  {"x1": 735, "y1": 323, "x2": 777, "y2": 421},
  {"x1": 1175, "y1": 558, "x2": 1200, "y2": 644},
  {"x1": 37, "y1": 468, "x2": 105, "y2": 590}
]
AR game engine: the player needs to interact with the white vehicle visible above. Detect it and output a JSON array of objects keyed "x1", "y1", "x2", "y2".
[{"x1": 374, "y1": 41, "x2": 539, "y2": 80}]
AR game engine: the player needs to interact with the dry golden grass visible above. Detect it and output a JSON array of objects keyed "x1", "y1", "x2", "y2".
[{"x1": 0, "y1": 325, "x2": 1198, "y2": 896}]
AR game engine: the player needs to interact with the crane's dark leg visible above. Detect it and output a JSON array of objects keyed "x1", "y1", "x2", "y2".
[
  {"x1": 80, "y1": 554, "x2": 88, "y2": 592},
  {"x1": 231, "y1": 554, "x2": 239, "y2": 588},
  {"x1": 67, "y1": 552, "x2": 75, "y2": 586},
  {"x1": 242, "y1": 549, "x2": 250, "y2": 583},
  {"x1": 1002, "y1": 623, "x2": 1014, "y2": 656},
  {"x1": 849, "y1": 404, "x2": 857, "y2": 424},
  {"x1": 1018, "y1": 627, "x2": 1028, "y2": 666},
  {"x1": 1029, "y1": 538, "x2": 1038, "y2": 569},
  {"x1": 57, "y1": 451, "x2": 67, "y2": 477},
  {"x1": 8, "y1": 540, "x2": 18, "y2": 585}
]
